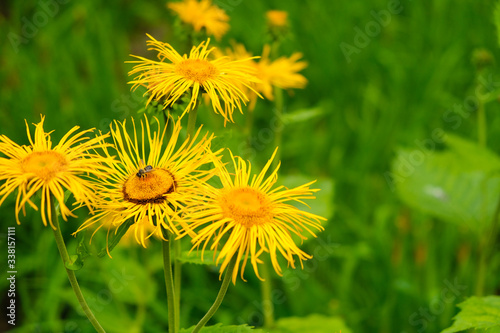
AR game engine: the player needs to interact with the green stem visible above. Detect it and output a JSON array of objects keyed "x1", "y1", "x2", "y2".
[
  {"x1": 162, "y1": 235, "x2": 177, "y2": 333},
  {"x1": 271, "y1": 86, "x2": 284, "y2": 171},
  {"x1": 186, "y1": 102, "x2": 199, "y2": 143},
  {"x1": 192, "y1": 257, "x2": 237, "y2": 333},
  {"x1": 50, "y1": 196, "x2": 106, "y2": 333},
  {"x1": 260, "y1": 261, "x2": 275, "y2": 328},
  {"x1": 477, "y1": 100, "x2": 486, "y2": 147},
  {"x1": 173, "y1": 234, "x2": 182, "y2": 332}
]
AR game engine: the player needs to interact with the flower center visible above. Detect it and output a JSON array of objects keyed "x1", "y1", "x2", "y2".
[
  {"x1": 123, "y1": 168, "x2": 176, "y2": 204},
  {"x1": 220, "y1": 187, "x2": 272, "y2": 227},
  {"x1": 21, "y1": 151, "x2": 68, "y2": 181},
  {"x1": 175, "y1": 59, "x2": 218, "y2": 83}
]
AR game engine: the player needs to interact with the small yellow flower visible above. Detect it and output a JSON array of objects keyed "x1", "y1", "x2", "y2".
[
  {"x1": 75, "y1": 115, "x2": 220, "y2": 247},
  {"x1": 182, "y1": 148, "x2": 325, "y2": 283},
  {"x1": 0, "y1": 116, "x2": 111, "y2": 229},
  {"x1": 266, "y1": 10, "x2": 288, "y2": 28},
  {"x1": 168, "y1": 0, "x2": 229, "y2": 40},
  {"x1": 257, "y1": 45, "x2": 308, "y2": 100},
  {"x1": 128, "y1": 35, "x2": 260, "y2": 123},
  {"x1": 215, "y1": 43, "x2": 308, "y2": 109}
]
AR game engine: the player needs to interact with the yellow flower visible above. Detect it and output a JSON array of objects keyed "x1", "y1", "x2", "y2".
[
  {"x1": 0, "y1": 116, "x2": 111, "y2": 229},
  {"x1": 167, "y1": 0, "x2": 230, "y2": 40},
  {"x1": 257, "y1": 45, "x2": 308, "y2": 101},
  {"x1": 266, "y1": 10, "x2": 288, "y2": 28},
  {"x1": 75, "y1": 115, "x2": 220, "y2": 247},
  {"x1": 128, "y1": 35, "x2": 260, "y2": 123},
  {"x1": 215, "y1": 43, "x2": 308, "y2": 109},
  {"x1": 182, "y1": 148, "x2": 325, "y2": 283}
]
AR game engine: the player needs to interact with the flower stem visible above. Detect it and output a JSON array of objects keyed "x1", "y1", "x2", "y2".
[
  {"x1": 173, "y1": 234, "x2": 182, "y2": 332},
  {"x1": 477, "y1": 100, "x2": 487, "y2": 147},
  {"x1": 271, "y1": 86, "x2": 284, "y2": 171},
  {"x1": 192, "y1": 257, "x2": 237, "y2": 333},
  {"x1": 49, "y1": 196, "x2": 105, "y2": 333},
  {"x1": 261, "y1": 261, "x2": 275, "y2": 328},
  {"x1": 187, "y1": 101, "x2": 199, "y2": 143},
  {"x1": 162, "y1": 234, "x2": 178, "y2": 333}
]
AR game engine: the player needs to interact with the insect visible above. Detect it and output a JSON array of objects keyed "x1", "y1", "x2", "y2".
[{"x1": 136, "y1": 164, "x2": 154, "y2": 179}]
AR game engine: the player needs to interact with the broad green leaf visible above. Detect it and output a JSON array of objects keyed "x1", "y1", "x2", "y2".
[
  {"x1": 278, "y1": 176, "x2": 334, "y2": 245},
  {"x1": 282, "y1": 105, "x2": 326, "y2": 124},
  {"x1": 272, "y1": 314, "x2": 352, "y2": 333},
  {"x1": 180, "y1": 324, "x2": 264, "y2": 333},
  {"x1": 177, "y1": 250, "x2": 218, "y2": 265},
  {"x1": 391, "y1": 134, "x2": 500, "y2": 233},
  {"x1": 278, "y1": 175, "x2": 334, "y2": 221},
  {"x1": 97, "y1": 218, "x2": 135, "y2": 257},
  {"x1": 441, "y1": 296, "x2": 500, "y2": 333}
]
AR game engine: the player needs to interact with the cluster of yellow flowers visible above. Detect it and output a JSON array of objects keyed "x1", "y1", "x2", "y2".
[{"x1": 0, "y1": 0, "x2": 323, "y2": 289}]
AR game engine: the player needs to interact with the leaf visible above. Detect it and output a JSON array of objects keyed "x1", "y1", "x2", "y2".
[
  {"x1": 272, "y1": 314, "x2": 352, "y2": 333},
  {"x1": 281, "y1": 105, "x2": 326, "y2": 124},
  {"x1": 441, "y1": 296, "x2": 500, "y2": 333},
  {"x1": 97, "y1": 218, "x2": 135, "y2": 257},
  {"x1": 391, "y1": 133, "x2": 500, "y2": 233},
  {"x1": 180, "y1": 324, "x2": 264, "y2": 333},
  {"x1": 177, "y1": 250, "x2": 218, "y2": 265},
  {"x1": 65, "y1": 232, "x2": 92, "y2": 271},
  {"x1": 279, "y1": 175, "x2": 334, "y2": 231}
]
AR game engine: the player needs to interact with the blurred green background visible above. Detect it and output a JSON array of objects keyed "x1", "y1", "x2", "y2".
[{"x1": 1, "y1": 0, "x2": 500, "y2": 332}]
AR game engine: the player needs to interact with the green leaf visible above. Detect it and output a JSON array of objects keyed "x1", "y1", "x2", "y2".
[
  {"x1": 65, "y1": 232, "x2": 92, "y2": 271},
  {"x1": 180, "y1": 324, "x2": 264, "y2": 333},
  {"x1": 441, "y1": 296, "x2": 500, "y2": 333},
  {"x1": 177, "y1": 250, "x2": 218, "y2": 265},
  {"x1": 279, "y1": 175, "x2": 334, "y2": 232},
  {"x1": 282, "y1": 105, "x2": 326, "y2": 124},
  {"x1": 272, "y1": 314, "x2": 352, "y2": 333},
  {"x1": 391, "y1": 134, "x2": 500, "y2": 233},
  {"x1": 97, "y1": 218, "x2": 135, "y2": 257}
]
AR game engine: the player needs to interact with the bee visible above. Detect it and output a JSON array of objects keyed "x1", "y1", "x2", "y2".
[{"x1": 137, "y1": 163, "x2": 154, "y2": 179}]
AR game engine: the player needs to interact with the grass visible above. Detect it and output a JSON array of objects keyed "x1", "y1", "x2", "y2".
[{"x1": 1, "y1": 0, "x2": 500, "y2": 332}]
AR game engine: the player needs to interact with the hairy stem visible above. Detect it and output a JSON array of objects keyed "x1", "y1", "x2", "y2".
[
  {"x1": 50, "y1": 196, "x2": 106, "y2": 333},
  {"x1": 162, "y1": 234, "x2": 178, "y2": 333},
  {"x1": 192, "y1": 257, "x2": 237, "y2": 333}
]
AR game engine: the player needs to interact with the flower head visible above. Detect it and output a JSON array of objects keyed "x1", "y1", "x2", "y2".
[
  {"x1": 0, "y1": 116, "x2": 111, "y2": 229},
  {"x1": 215, "y1": 43, "x2": 308, "y2": 109},
  {"x1": 168, "y1": 0, "x2": 229, "y2": 40},
  {"x1": 128, "y1": 35, "x2": 260, "y2": 123},
  {"x1": 182, "y1": 148, "x2": 325, "y2": 283},
  {"x1": 75, "y1": 115, "x2": 220, "y2": 247},
  {"x1": 266, "y1": 10, "x2": 288, "y2": 28},
  {"x1": 257, "y1": 45, "x2": 308, "y2": 101}
]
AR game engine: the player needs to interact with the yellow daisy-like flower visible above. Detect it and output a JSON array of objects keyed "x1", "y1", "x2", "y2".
[
  {"x1": 167, "y1": 0, "x2": 230, "y2": 40},
  {"x1": 257, "y1": 45, "x2": 308, "y2": 101},
  {"x1": 266, "y1": 10, "x2": 289, "y2": 28},
  {"x1": 215, "y1": 43, "x2": 308, "y2": 109},
  {"x1": 182, "y1": 148, "x2": 325, "y2": 283},
  {"x1": 0, "y1": 116, "x2": 111, "y2": 229},
  {"x1": 128, "y1": 35, "x2": 260, "y2": 123},
  {"x1": 75, "y1": 115, "x2": 220, "y2": 247}
]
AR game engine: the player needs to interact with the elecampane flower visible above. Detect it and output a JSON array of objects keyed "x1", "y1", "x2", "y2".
[
  {"x1": 0, "y1": 116, "x2": 112, "y2": 229},
  {"x1": 128, "y1": 35, "x2": 260, "y2": 123},
  {"x1": 168, "y1": 0, "x2": 230, "y2": 40},
  {"x1": 75, "y1": 115, "x2": 220, "y2": 247},
  {"x1": 266, "y1": 10, "x2": 289, "y2": 28},
  {"x1": 215, "y1": 43, "x2": 307, "y2": 109},
  {"x1": 182, "y1": 148, "x2": 325, "y2": 283}
]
